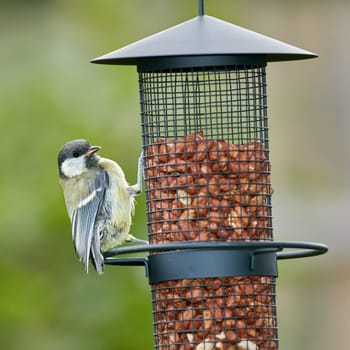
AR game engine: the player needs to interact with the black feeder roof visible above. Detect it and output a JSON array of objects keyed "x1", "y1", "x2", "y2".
[{"x1": 91, "y1": 15, "x2": 317, "y2": 69}]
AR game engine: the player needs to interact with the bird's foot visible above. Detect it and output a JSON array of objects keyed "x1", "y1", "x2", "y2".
[{"x1": 126, "y1": 234, "x2": 149, "y2": 245}]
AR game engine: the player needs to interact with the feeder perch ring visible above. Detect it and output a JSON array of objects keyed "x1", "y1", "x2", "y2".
[
  {"x1": 104, "y1": 241, "x2": 328, "y2": 282},
  {"x1": 104, "y1": 241, "x2": 328, "y2": 260}
]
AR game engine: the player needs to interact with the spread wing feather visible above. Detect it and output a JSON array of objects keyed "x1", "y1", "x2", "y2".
[{"x1": 71, "y1": 169, "x2": 109, "y2": 273}]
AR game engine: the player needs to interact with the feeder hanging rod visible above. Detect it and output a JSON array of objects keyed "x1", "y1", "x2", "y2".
[{"x1": 198, "y1": 0, "x2": 204, "y2": 16}]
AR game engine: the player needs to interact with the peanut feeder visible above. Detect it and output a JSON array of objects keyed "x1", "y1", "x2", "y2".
[{"x1": 92, "y1": 1, "x2": 328, "y2": 349}]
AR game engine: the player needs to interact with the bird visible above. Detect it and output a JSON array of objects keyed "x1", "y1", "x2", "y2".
[{"x1": 57, "y1": 139, "x2": 146, "y2": 274}]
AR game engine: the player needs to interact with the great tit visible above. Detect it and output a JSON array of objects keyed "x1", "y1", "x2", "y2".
[{"x1": 58, "y1": 139, "x2": 145, "y2": 274}]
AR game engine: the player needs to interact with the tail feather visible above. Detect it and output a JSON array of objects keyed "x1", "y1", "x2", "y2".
[{"x1": 91, "y1": 235, "x2": 104, "y2": 274}]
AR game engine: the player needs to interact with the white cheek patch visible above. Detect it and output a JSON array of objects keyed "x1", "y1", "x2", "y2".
[{"x1": 61, "y1": 156, "x2": 86, "y2": 178}]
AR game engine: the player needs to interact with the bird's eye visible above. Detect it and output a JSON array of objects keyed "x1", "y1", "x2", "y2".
[{"x1": 72, "y1": 152, "x2": 80, "y2": 158}]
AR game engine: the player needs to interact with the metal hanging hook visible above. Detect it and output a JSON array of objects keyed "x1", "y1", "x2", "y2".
[{"x1": 198, "y1": 0, "x2": 204, "y2": 16}]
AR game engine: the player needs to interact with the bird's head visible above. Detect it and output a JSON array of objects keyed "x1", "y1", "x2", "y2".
[{"x1": 58, "y1": 139, "x2": 101, "y2": 178}]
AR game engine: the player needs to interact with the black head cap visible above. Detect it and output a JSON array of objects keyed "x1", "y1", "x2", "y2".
[{"x1": 58, "y1": 139, "x2": 91, "y2": 164}]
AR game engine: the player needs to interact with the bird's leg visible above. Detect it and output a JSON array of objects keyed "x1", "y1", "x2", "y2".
[
  {"x1": 126, "y1": 234, "x2": 149, "y2": 245},
  {"x1": 127, "y1": 151, "x2": 148, "y2": 245},
  {"x1": 127, "y1": 151, "x2": 143, "y2": 196}
]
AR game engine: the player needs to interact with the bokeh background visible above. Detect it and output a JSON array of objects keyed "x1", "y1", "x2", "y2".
[{"x1": 0, "y1": 0, "x2": 348, "y2": 349}]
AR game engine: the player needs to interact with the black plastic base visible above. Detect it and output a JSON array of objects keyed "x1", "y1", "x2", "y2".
[{"x1": 147, "y1": 248, "x2": 278, "y2": 283}]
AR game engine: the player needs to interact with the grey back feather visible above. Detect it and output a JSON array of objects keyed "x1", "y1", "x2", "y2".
[{"x1": 72, "y1": 169, "x2": 109, "y2": 273}]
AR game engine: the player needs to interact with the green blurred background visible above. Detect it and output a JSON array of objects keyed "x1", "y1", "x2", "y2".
[{"x1": 0, "y1": 0, "x2": 348, "y2": 349}]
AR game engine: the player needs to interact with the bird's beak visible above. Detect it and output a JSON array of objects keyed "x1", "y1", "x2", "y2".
[{"x1": 84, "y1": 145, "x2": 101, "y2": 158}]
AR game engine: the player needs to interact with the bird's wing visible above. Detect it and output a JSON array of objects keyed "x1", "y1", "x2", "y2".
[{"x1": 72, "y1": 169, "x2": 109, "y2": 273}]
